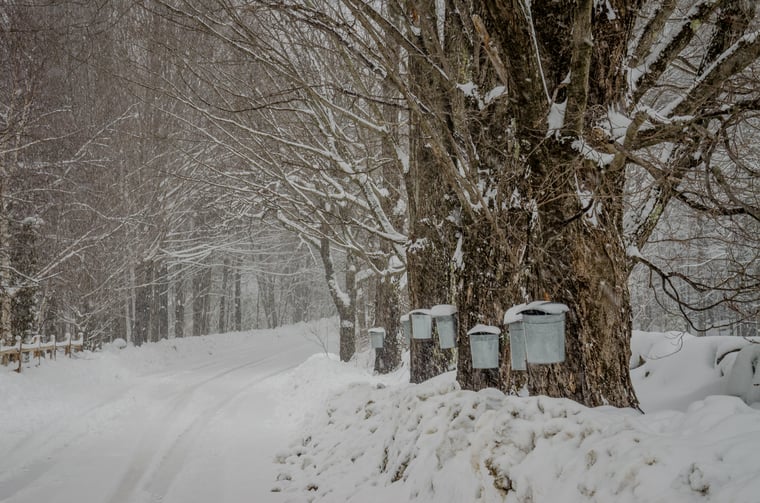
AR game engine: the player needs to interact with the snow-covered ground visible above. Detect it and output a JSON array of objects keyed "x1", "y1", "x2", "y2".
[
  {"x1": 0, "y1": 319, "x2": 340, "y2": 503},
  {"x1": 2, "y1": 322, "x2": 759, "y2": 502}
]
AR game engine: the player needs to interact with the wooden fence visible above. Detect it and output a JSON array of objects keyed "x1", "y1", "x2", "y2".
[{"x1": 0, "y1": 334, "x2": 84, "y2": 372}]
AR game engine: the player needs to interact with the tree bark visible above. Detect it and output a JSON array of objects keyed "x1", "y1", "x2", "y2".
[
  {"x1": 373, "y1": 274, "x2": 403, "y2": 374},
  {"x1": 158, "y1": 262, "x2": 169, "y2": 340},
  {"x1": 234, "y1": 262, "x2": 242, "y2": 331},
  {"x1": 404, "y1": 4, "x2": 459, "y2": 382},
  {"x1": 174, "y1": 267, "x2": 185, "y2": 338},
  {"x1": 0, "y1": 180, "x2": 12, "y2": 343},
  {"x1": 133, "y1": 260, "x2": 150, "y2": 346},
  {"x1": 192, "y1": 265, "x2": 211, "y2": 336},
  {"x1": 10, "y1": 220, "x2": 40, "y2": 339},
  {"x1": 218, "y1": 258, "x2": 229, "y2": 333},
  {"x1": 257, "y1": 273, "x2": 278, "y2": 329},
  {"x1": 319, "y1": 236, "x2": 356, "y2": 362},
  {"x1": 398, "y1": 0, "x2": 642, "y2": 406}
]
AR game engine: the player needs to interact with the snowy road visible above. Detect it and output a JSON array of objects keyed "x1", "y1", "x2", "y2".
[{"x1": 0, "y1": 325, "x2": 337, "y2": 503}]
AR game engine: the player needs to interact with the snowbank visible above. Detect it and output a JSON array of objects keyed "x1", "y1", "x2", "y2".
[
  {"x1": 273, "y1": 331, "x2": 760, "y2": 502},
  {"x1": 630, "y1": 330, "x2": 758, "y2": 411},
  {"x1": 274, "y1": 372, "x2": 760, "y2": 503}
]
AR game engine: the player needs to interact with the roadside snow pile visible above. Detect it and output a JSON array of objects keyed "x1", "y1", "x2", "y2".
[
  {"x1": 630, "y1": 331, "x2": 759, "y2": 411},
  {"x1": 267, "y1": 352, "x2": 408, "y2": 430},
  {"x1": 274, "y1": 331, "x2": 760, "y2": 502},
  {"x1": 274, "y1": 373, "x2": 760, "y2": 503}
]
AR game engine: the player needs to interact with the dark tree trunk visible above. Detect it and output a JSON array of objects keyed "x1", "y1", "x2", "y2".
[
  {"x1": 218, "y1": 258, "x2": 229, "y2": 333},
  {"x1": 234, "y1": 261, "x2": 242, "y2": 331},
  {"x1": 158, "y1": 263, "x2": 168, "y2": 340},
  {"x1": 174, "y1": 268, "x2": 185, "y2": 338},
  {"x1": 0, "y1": 175, "x2": 11, "y2": 343},
  {"x1": 357, "y1": 275, "x2": 370, "y2": 336},
  {"x1": 453, "y1": 141, "x2": 637, "y2": 407},
  {"x1": 149, "y1": 261, "x2": 168, "y2": 343},
  {"x1": 319, "y1": 236, "x2": 356, "y2": 362},
  {"x1": 202, "y1": 267, "x2": 212, "y2": 334},
  {"x1": 400, "y1": 0, "x2": 640, "y2": 407},
  {"x1": 192, "y1": 266, "x2": 211, "y2": 336},
  {"x1": 257, "y1": 273, "x2": 278, "y2": 329},
  {"x1": 404, "y1": 10, "x2": 459, "y2": 383},
  {"x1": 373, "y1": 274, "x2": 402, "y2": 374},
  {"x1": 341, "y1": 251, "x2": 357, "y2": 362},
  {"x1": 149, "y1": 261, "x2": 159, "y2": 343},
  {"x1": 133, "y1": 261, "x2": 150, "y2": 346},
  {"x1": 9, "y1": 219, "x2": 39, "y2": 339},
  {"x1": 372, "y1": 41, "x2": 405, "y2": 375}
]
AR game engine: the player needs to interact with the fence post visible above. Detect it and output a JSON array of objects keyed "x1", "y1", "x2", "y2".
[{"x1": 52, "y1": 334, "x2": 57, "y2": 360}]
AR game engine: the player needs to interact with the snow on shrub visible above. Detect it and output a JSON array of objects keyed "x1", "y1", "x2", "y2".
[
  {"x1": 726, "y1": 344, "x2": 760, "y2": 405},
  {"x1": 630, "y1": 331, "x2": 756, "y2": 411}
]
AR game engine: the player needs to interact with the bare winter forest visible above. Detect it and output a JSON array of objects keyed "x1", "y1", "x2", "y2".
[{"x1": 2, "y1": 0, "x2": 759, "y2": 405}]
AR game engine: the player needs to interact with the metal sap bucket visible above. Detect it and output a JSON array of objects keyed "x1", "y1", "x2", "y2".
[
  {"x1": 467, "y1": 324, "x2": 501, "y2": 369},
  {"x1": 431, "y1": 304, "x2": 457, "y2": 349},
  {"x1": 409, "y1": 309, "x2": 433, "y2": 340},
  {"x1": 505, "y1": 301, "x2": 569, "y2": 370},
  {"x1": 369, "y1": 327, "x2": 386, "y2": 349}
]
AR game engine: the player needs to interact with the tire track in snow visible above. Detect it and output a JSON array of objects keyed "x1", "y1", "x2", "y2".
[
  {"x1": 0, "y1": 346, "x2": 293, "y2": 502},
  {"x1": 144, "y1": 361, "x2": 301, "y2": 502},
  {"x1": 0, "y1": 339, "x2": 263, "y2": 466},
  {"x1": 103, "y1": 350, "x2": 297, "y2": 503}
]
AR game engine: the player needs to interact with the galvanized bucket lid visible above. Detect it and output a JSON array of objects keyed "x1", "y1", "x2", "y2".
[{"x1": 504, "y1": 301, "x2": 569, "y2": 324}]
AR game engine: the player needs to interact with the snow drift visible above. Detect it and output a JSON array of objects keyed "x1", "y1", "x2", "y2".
[{"x1": 274, "y1": 331, "x2": 760, "y2": 502}]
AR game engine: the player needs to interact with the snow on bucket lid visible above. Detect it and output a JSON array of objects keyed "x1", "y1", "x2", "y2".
[
  {"x1": 503, "y1": 301, "x2": 569, "y2": 324},
  {"x1": 409, "y1": 309, "x2": 432, "y2": 316},
  {"x1": 467, "y1": 324, "x2": 501, "y2": 336},
  {"x1": 400, "y1": 314, "x2": 410, "y2": 322},
  {"x1": 430, "y1": 304, "x2": 457, "y2": 318},
  {"x1": 368, "y1": 327, "x2": 386, "y2": 335}
]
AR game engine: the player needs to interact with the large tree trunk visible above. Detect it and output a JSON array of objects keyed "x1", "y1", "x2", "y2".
[
  {"x1": 370, "y1": 1, "x2": 405, "y2": 376},
  {"x1": 405, "y1": 232, "x2": 454, "y2": 382},
  {"x1": 0, "y1": 176, "x2": 12, "y2": 343},
  {"x1": 10, "y1": 219, "x2": 40, "y2": 339},
  {"x1": 319, "y1": 237, "x2": 356, "y2": 362},
  {"x1": 373, "y1": 274, "x2": 403, "y2": 374},
  {"x1": 455, "y1": 142, "x2": 636, "y2": 407},
  {"x1": 502, "y1": 142, "x2": 636, "y2": 406},
  {"x1": 400, "y1": 0, "x2": 640, "y2": 407},
  {"x1": 341, "y1": 251, "x2": 358, "y2": 362},
  {"x1": 404, "y1": 11, "x2": 459, "y2": 383}
]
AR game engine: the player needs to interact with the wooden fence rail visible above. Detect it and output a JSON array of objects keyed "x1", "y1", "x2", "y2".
[{"x1": 0, "y1": 334, "x2": 84, "y2": 372}]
